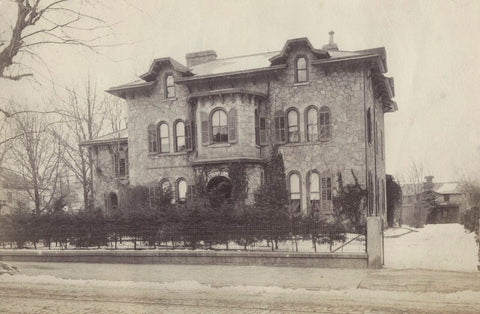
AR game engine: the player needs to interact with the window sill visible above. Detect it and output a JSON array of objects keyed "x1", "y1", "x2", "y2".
[
  {"x1": 148, "y1": 151, "x2": 188, "y2": 157},
  {"x1": 163, "y1": 97, "x2": 177, "y2": 102},
  {"x1": 282, "y1": 141, "x2": 330, "y2": 147},
  {"x1": 208, "y1": 143, "x2": 231, "y2": 148},
  {"x1": 293, "y1": 82, "x2": 310, "y2": 87}
]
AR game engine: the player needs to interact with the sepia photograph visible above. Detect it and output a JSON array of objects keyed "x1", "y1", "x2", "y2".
[{"x1": 1, "y1": 0, "x2": 479, "y2": 312}]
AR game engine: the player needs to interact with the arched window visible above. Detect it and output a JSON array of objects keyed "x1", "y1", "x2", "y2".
[
  {"x1": 157, "y1": 122, "x2": 169, "y2": 153},
  {"x1": 165, "y1": 74, "x2": 175, "y2": 98},
  {"x1": 147, "y1": 124, "x2": 157, "y2": 153},
  {"x1": 176, "y1": 178, "x2": 187, "y2": 203},
  {"x1": 308, "y1": 171, "x2": 320, "y2": 213},
  {"x1": 295, "y1": 56, "x2": 307, "y2": 83},
  {"x1": 319, "y1": 106, "x2": 331, "y2": 141},
  {"x1": 321, "y1": 175, "x2": 332, "y2": 211},
  {"x1": 274, "y1": 110, "x2": 286, "y2": 143},
  {"x1": 305, "y1": 106, "x2": 318, "y2": 142},
  {"x1": 211, "y1": 109, "x2": 228, "y2": 143},
  {"x1": 174, "y1": 120, "x2": 185, "y2": 152},
  {"x1": 287, "y1": 108, "x2": 299, "y2": 143},
  {"x1": 288, "y1": 172, "x2": 301, "y2": 213}
]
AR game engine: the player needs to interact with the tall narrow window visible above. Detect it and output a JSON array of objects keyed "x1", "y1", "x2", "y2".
[
  {"x1": 308, "y1": 172, "x2": 320, "y2": 213},
  {"x1": 174, "y1": 120, "x2": 185, "y2": 152},
  {"x1": 321, "y1": 176, "x2": 332, "y2": 211},
  {"x1": 107, "y1": 192, "x2": 118, "y2": 212},
  {"x1": 289, "y1": 172, "x2": 301, "y2": 213},
  {"x1": 211, "y1": 109, "x2": 228, "y2": 143},
  {"x1": 295, "y1": 57, "x2": 307, "y2": 83},
  {"x1": 319, "y1": 106, "x2": 330, "y2": 141},
  {"x1": 306, "y1": 107, "x2": 318, "y2": 142},
  {"x1": 165, "y1": 74, "x2": 175, "y2": 98},
  {"x1": 114, "y1": 147, "x2": 128, "y2": 177},
  {"x1": 274, "y1": 110, "x2": 286, "y2": 143},
  {"x1": 287, "y1": 109, "x2": 299, "y2": 143},
  {"x1": 157, "y1": 122, "x2": 169, "y2": 153},
  {"x1": 148, "y1": 124, "x2": 157, "y2": 153},
  {"x1": 176, "y1": 178, "x2": 187, "y2": 203}
]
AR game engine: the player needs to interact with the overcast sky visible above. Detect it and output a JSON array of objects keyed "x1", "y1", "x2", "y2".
[{"x1": 2, "y1": 0, "x2": 480, "y2": 183}]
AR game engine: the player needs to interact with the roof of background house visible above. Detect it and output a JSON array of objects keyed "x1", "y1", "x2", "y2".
[
  {"x1": 79, "y1": 128, "x2": 128, "y2": 146},
  {"x1": 0, "y1": 167, "x2": 31, "y2": 189},
  {"x1": 402, "y1": 182, "x2": 462, "y2": 196}
]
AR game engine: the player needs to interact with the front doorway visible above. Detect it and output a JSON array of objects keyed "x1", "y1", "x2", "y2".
[{"x1": 206, "y1": 176, "x2": 233, "y2": 208}]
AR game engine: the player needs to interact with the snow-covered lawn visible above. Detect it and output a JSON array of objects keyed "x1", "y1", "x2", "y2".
[{"x1": 384, "y1": 223, "x2": 478, "y2": 272}]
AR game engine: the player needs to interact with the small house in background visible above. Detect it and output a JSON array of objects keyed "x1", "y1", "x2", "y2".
[
  {"x1": 401, "y1": 176, "x2": 468, "y2": 226},
  {"x1": 0, "y1": 168, "x2": 33, "y2": 215}
]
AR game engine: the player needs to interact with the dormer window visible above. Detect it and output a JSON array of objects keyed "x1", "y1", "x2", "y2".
[
  {"x1": 295, "y1": 57, "x2": 308, "y2": 83},
  {"x1": 165, "y1": 74, "x2": 175, "y2": 98}
]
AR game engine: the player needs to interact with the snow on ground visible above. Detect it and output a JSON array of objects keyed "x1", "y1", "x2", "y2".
[
  {"x1": 384, "y1": 223, "x2": 478, "y2": 272},
  {"x1": 2, "y1": 273, "x2": 480, "y2": 305}
]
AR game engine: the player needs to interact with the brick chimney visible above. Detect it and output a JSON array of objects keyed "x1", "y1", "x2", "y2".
[
  {"x1": 424, "y1": 176, "x2": 434, "y2": 191},
  {"x1": 186, "y1": 50, "x2": 217, "y2": 68},
  {"x1": 322, "y1": 31, "x2": 339, "y2": 51}
]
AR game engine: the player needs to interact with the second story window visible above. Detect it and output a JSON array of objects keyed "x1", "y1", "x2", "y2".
[
  {"x1": 287, "y1": 108, "x2": 300, "y2": 143},
  {"x1": 306, "y1": 107, "x2": 318, "y2": 142},
  {"x1": 165, "y1": 74, "x2": 175, "y2": 99},
  {"x1": 114, "y1": 147, "x2": 128, "y2": 178},
  {"x1": 319, "y1": 106, "x2": 331, "y2": 141},
  {"x1": 211, "y1": 109, "x2": 228, "y2": 143},
  {"x1": 174, "y1": 120, "x2": 186, "y2": 152},
  {"x1": 157, "y1": 122, "x2": 170, "y2": 153},
  {"x1": 295, "y1": 57, "x2": 307, "y2": 83}
]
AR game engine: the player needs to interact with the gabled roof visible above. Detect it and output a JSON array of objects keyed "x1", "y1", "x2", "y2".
[
  {"x1": 140, "y1": 57, "x2": 190, "y2": 82},
  {"x1": 79, "y1": 128, "x2": 128, "y2": 146},
  {"x1": 402, "y1": 182, "x2": 462, "y2": 196},
  {"x1": 269, "y1": 37, "x2": 330, "y2": 65},
  {"x1": 0, "y1": 167, "x2": 31, "y2": 189},
  {"x1": 106, "y1": 36, "x2": 396, "y2": 112}
]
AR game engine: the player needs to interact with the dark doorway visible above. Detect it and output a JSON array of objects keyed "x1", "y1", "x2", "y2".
[{"x1": 206, "y1": 176, "x2": 232, "y2": 208}]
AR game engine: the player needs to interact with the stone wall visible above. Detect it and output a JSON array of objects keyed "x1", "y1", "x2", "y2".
[
  {"x1": 126, "y1": 63, "x2": 195, "y2": 194},
  {"x1": 92, "y1": 143, "x2": 128, "y2": 211}
]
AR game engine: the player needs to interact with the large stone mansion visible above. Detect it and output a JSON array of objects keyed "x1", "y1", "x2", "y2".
[{"x1": 82, "y1": 32, "x2": 397, "y2": 219}]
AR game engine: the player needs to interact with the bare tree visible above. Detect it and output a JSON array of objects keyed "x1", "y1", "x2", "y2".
[
  {"x1": 9, "y1": 110, "x2": 64, "y2": 214},
  {"x1": 104, "y1": 94, "x2": 127, "y2": 133},
  {"x1": 55, "y1": 80, "x2": 110, "y2": 210},
  {"x1": 0, "y1": 0, "x2": 109, "y2": 81}
]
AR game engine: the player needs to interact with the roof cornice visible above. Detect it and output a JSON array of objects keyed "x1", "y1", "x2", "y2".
[{"x1": 176, "y1": 64, "x2": 286, "y2": 84}]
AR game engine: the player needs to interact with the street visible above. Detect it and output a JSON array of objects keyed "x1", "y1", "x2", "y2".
[{"x1": 1, "y1": 263, "x2": 480, "y2": 313}]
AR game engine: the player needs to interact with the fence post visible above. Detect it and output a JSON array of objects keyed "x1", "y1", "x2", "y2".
[{"x1": 367, "y1": 216, "x2": 382, "y2": 269}]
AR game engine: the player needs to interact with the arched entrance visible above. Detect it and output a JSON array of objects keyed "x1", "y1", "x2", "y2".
[{"x1": 206, "y1": 176, "x2": 232, "y2": 207}]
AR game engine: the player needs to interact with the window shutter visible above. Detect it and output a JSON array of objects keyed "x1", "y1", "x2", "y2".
[
  {"x1": 201, "y1": 112, "x2": 209, "y2": 145},
  {"x1": 274, "y1": 112, "x2": 286, "y2": 144},
  {"x1": 259, "y1": 116, "x2": 267, "y2": 145},
  {"x1": 185, "y1": 119, "x2": 193, "y2": 151},
  {"x1": 228, "y1": 107, "x2": 237, "y2": 143}
]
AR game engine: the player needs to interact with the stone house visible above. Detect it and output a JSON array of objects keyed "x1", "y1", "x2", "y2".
[
  {"x1": 401, "y1": 176, "x2": 468, "y2": 226},
  {"x1": 82, "y1": 33, "x2": 396, "y2": 220}
]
